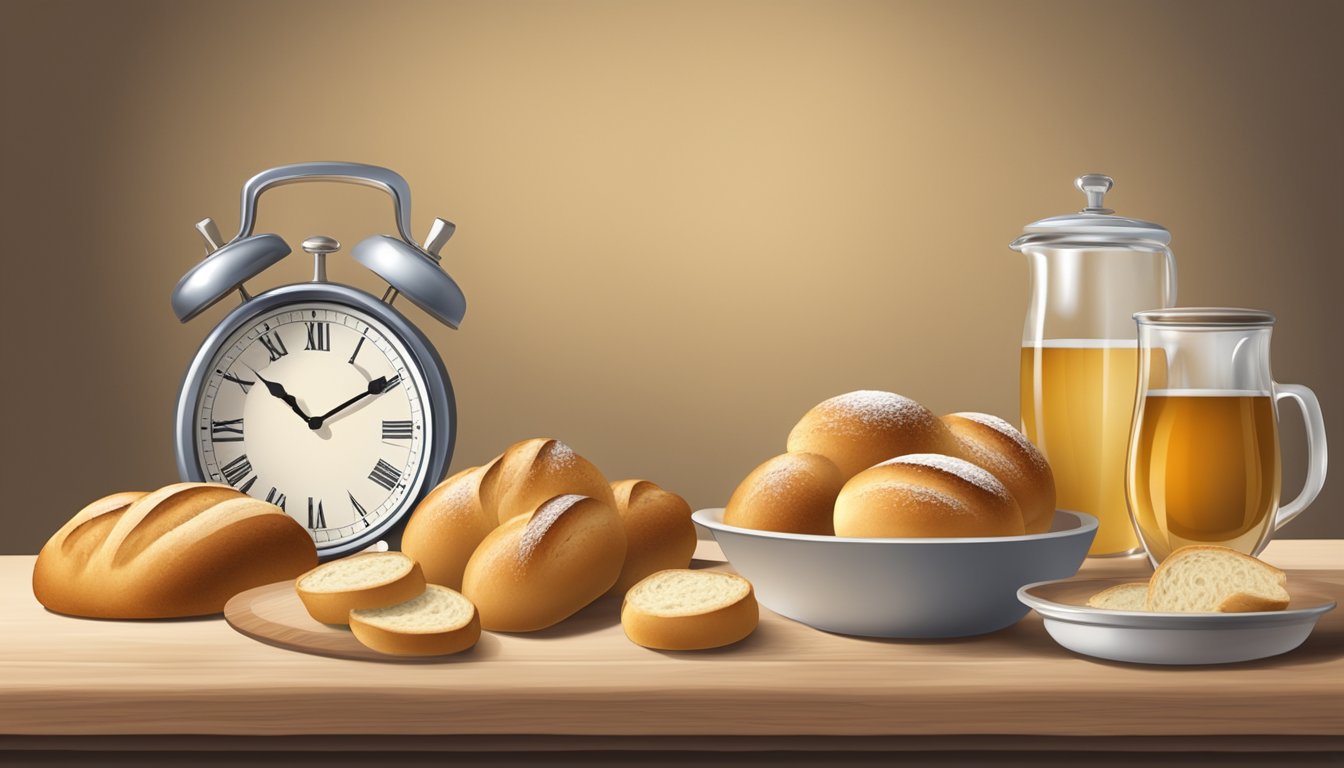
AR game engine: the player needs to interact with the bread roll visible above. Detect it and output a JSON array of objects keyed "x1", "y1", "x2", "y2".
[
  {"x1": 33, "y1": 483, "x2": 317, "y2": 619},
  {"x1": 942, "y1": 412, "x2": 1056, "y2": 534},
  {"x1": 723, "y1": 452, "x2": 843, "y2": 535},
  {"x1": 786, "y1": 391, "x2": 958, "y2": 479},
  {"x1": 608, "y1": 480, "x2": 696, "y2": 595},
  {"x1": 349, "y1": 584, "x2": 481, "y2": 656},
  {"x1": 1147, "y1": 546, "x2": 1289, "y2": 613},
  {"x1": 462, "y1": 494, "x2": 627, "y2": 632},
  {"x1": 621, "y1": 569, "x2": 758, "y2": 650},
  {"x1": 402, "y1": 462, "x2": 499, "y2": 590},
  {"x1": 295, "y1": 551, "x2": 426, "y2": 625},
  {"x1": 834, "y1": 454, "x2": 1025, "y2": 538},
  {"x1": 479, "y1": 438, "x2": 616, "y2": 524}
]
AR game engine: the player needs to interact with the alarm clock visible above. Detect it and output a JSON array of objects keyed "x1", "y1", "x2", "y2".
[{"x1": 171, "y1": 162, "x2": 466, "y2": 559}]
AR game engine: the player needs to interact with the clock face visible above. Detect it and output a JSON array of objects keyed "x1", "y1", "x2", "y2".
[{"x1": 194, "y1": 301, "x2": 432, "y2": 547}]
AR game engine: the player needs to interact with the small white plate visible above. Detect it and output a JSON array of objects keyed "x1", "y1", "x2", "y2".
[{"x1": 1018, "y1": 577, "x2": 1337, "y2": 665}]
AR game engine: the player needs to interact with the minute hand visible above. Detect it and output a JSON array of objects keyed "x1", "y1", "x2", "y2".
[{"x1": 309, "y1": 376, "x2": 390, "y2": 429}]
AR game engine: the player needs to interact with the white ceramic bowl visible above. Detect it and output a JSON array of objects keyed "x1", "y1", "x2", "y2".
[{"x1": 692, "y1": 508, "x2": 1097, "y2": 638}]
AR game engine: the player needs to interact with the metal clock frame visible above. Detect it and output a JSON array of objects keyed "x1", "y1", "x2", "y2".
[{"x1": 174, "y1": 282, "x2": 456, "y2": 559}]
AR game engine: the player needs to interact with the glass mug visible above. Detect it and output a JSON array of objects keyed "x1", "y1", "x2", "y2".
[{"x1": 1125, "y1": 308, "x2": 1327, "y2": 566}]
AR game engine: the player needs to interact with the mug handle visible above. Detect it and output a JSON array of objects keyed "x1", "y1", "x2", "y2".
[{"x1": 1272, "y1": 383, "x2": 1328, "y2": 530}]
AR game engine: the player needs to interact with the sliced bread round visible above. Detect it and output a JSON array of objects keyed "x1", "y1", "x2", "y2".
[
  {"x1": 349, "y1": 584, "x2": 481, "y2": 656},
  {"x1": 296, "y1": 551, "x2": 426, "y2": 624},
  {"x1": 1086, "y1": 582, "x2": 1150, "y2": 611},
  {"x1": 621, "y1": 569, "x2": 758, "y2": 651},
  {"x1": 1148, "y1": 545, "x2": 1290, "y2": 613}
]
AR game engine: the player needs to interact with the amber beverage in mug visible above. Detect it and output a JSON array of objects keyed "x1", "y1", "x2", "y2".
[{"x1": 1126, "y1": 309, "x2": 1327, "y2": 566}]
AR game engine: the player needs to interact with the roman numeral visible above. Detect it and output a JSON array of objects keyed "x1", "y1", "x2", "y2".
[
  {"x1": 238, "y1": 476, "x2": 257, "y2": 494},
  {"x1": 349, "y1": 491, "x2": 370, "y2": 527},
  {"x1": 265, "y1": 486, "x2": 287, "y2": 511},
  {"x1": 304, "y1": 322, "x2": 331, "y2": 352},
  {"x1": 259, "y1": 331, "x2": 288, "y2": 361},
  {"x1": 308, "y1": 497, "x2": 325, "y2": 529},
  {"x1": 368, "y1": 459, "x2": 402, "y2": 491},
  {"x1": 210, "y1": 418, "x2": 245, "y2": 442},
  {"x1": 382, "y1": 420, "x2": 413, "y2": 440},
  {"x1": 217, "y1": 369, "x2": 255, "y2": 394},
  {"x1": 220, "y1": 455, "x2": 252, "y2": 487},
  {"x1": 348, "y1": 336, "x2": 366, "y2": 365}
]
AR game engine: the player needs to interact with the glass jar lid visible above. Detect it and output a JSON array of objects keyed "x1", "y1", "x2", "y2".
[
  {"x1": 1010, "y1": 174, "x2": 1171, "y2": 250},
  {"x1": 1134, "y1": 307, "x2": 1275, "y2": 327}
]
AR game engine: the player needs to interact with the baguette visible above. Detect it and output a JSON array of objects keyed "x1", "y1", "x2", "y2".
[
  {"x1": 295, "y1": 551, "x2": 426, "y2": 625},
  {"x1": 621, "y1": 569, "x2": 758, "y2": 650},
  {"x1": 349, "y1": 584, "x2": 481, "y2": 656},
  {"x1": 33, "y1": 483, "x2": 317, "y2": 619}
]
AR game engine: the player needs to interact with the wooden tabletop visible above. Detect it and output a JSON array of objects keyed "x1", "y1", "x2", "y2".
[{"x1": 1, "y1": 541, "x2": 1341, "y2": 748}]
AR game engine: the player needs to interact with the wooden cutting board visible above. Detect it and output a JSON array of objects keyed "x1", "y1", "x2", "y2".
[{"x1": 224, "y1": 581, "x2": 479, "y2": 663}]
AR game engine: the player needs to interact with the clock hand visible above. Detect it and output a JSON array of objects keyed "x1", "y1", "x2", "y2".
[
  {"x1": 308, "y1": 376, "x2": 390, "y2": 430},
  {"x1": 250, "y1": 368, "x2": 313, "y2": 424}
]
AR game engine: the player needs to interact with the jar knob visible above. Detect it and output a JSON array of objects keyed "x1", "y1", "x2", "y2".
[{"x1": 1075, "y1": 173, "x2": 1115, "y2": 214}]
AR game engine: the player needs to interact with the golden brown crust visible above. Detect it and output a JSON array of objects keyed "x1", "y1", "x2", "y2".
[
  {"x1": 348, "y1": 586, "x2": 482, "y2": 657},
  {"x1": 786, "y1": 391, "x2": 959, "y2": 479},
  {"x1": 401, "y1": 463, "x2": 498, "y2": 590},
  {"x1": 609, "y1": 480, "x2": 697, "y2": 595},
  {"x1": 461, "y1": 494, "x2": 626, "y2": 632},
  {"x1": 620, "y1": 571, "x2": 759, "y2": 651},
  {"x1": 295, "y1": 554, "x2": 427, "y2": 625},
  {"x1": 833, "y1": 455, "x2": 1025, "y2": 538},
  {"x1": 723, "y1": 452, "x2": 843, "y2": 535},
  {"x1": 942, "y1": 412, "x2": 1057, "y2": 534},
  {"x1": 33, "y1": 484, "x2": 317, "y2": 619},
  {"x1": 479, "y1": 438, "x2": 616, "y2": 524},
  {"x1": 1149, "y1": 545, "x2": 1289, "y2": 613}
]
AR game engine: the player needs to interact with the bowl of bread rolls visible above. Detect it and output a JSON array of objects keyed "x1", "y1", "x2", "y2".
[{"x1": 694, "y1": 390, "x2": 1097, "y2": 639}]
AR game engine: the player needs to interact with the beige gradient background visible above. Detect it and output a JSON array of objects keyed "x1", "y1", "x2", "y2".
[{"x1": 2, "y1": 0, "x2": 1340, "y2": 554}]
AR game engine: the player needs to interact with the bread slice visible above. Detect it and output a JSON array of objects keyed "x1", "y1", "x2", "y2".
[
  {"x1": 1147, "y1": 545, "x2": 1290, "y2": 613},
  {"x1": 1086, "y1": 582, "x2": 1149, "y2": 611},
  {"x1": 349, "y1": 584, "x2": 481, "y2": 656},
  {"x1": 296, "y1": 552, "x2": 426, "y2": 624},
  {"x1": 621, "y1": 569, "x2": 758, "y2": 650}
]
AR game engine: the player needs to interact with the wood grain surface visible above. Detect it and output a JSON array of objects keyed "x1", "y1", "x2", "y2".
[{"x1": 2, "y1": 541, "x2": 1341, "y2": 740}]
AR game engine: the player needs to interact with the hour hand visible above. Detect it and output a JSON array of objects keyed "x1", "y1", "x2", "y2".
[{"x1": 251, "y1": 369, "x2": 311, "y2": 423}]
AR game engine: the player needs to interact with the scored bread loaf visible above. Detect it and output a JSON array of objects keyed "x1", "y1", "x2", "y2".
[
  {"x1": 1147, "y1": 546, "x2": 1290, "y2": 613},
  {"x1": 295, "y1": 551, "x2": 426, "y2": 625},
  {"x1": 786, "y1": 390, "x2": 959, "y2": 479},
  {"x1": 609, "y1": 480, "x2": 697, "y2": 595},
  {"x1": 478, "y1": 438, "x2": 616, "y2": 524},
  {"x1": 462, "y1": 494, "x2": 627, "y2": 632},
  {"x1": 834, "y1": 454, "x2": 1025, "y2": 538},
  {"x1": 349, "y1": 584, "x2": 481, "y2": 656},
  {"x1": 621, "y1": 569, "x2": 759, "y2": 650},
  {"x1": 1086, "y1": 582, "x2": 1150, "y2": 611},
  {"x1": 723, "y1": 452, "x2": 844, "y2": 535},
  {"x1": 401, "y1": 463, "x2": 498, "y2": 590},
  {"x1": 942, "y1": 412, "x2": 1056, "y2": 534},
  {"x1": 33, "y1": 483, "x2": 318, "y2": 619}
]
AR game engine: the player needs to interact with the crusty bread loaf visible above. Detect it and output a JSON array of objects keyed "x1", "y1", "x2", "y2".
[
  {"x1": 786, "y1": 391, "x2": 958, "y2": 479},
  {"x1": 834, "y1": 454, "x2": 1025, "y2": 538},
  {"x1": 462, "y1": 494, "x2": 627, "y2": 632},
  {"x1": 349, "y1": 584, "x2": 481, "y2": 656},
  {"x1": 33, "y1": 483, "x2": 317, "y2": 619},
  {"x1": 609, "y1": 480, "x2": 697, "y2": 595},
  {"x1": 942, "y1": 412, "x2": 1056, "y2": 534},
  {"x1": 479, "y1": 438, "x2": 616, "y2": 524},
  {"x1": 295, "y1": 551, "x2": 427, "y2": 625},
  {"x1": 1086, "y1": 582, "x2": 1149, "y2": 611},
  {"x1": 723, "y1": 452, "x2": 843, "y2": 535},
  {"x1": 621, "y1": 569, "x2": 758, "y2": 650},
  {"x1": 402, "y1": 463, "x2": 498, "y2": 590},
  {"x1": 1147, "y1": 546, "x2": 1290, "y2": 613}
]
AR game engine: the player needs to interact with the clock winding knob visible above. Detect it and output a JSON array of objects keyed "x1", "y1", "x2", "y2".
[{"x1": 302, "y1": 235, "x2": 341, "y2": 283}]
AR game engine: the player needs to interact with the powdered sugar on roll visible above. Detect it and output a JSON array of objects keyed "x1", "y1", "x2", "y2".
[
  {"x1": 948, "y1": 412, "x2": 1049, "y2": 472},
  {"x1": 810, "y1": 390, "x2": 940, "y2": 434},
  {"x1": 878, "y1": 453, "x2": 1013, "y2": 501}
]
